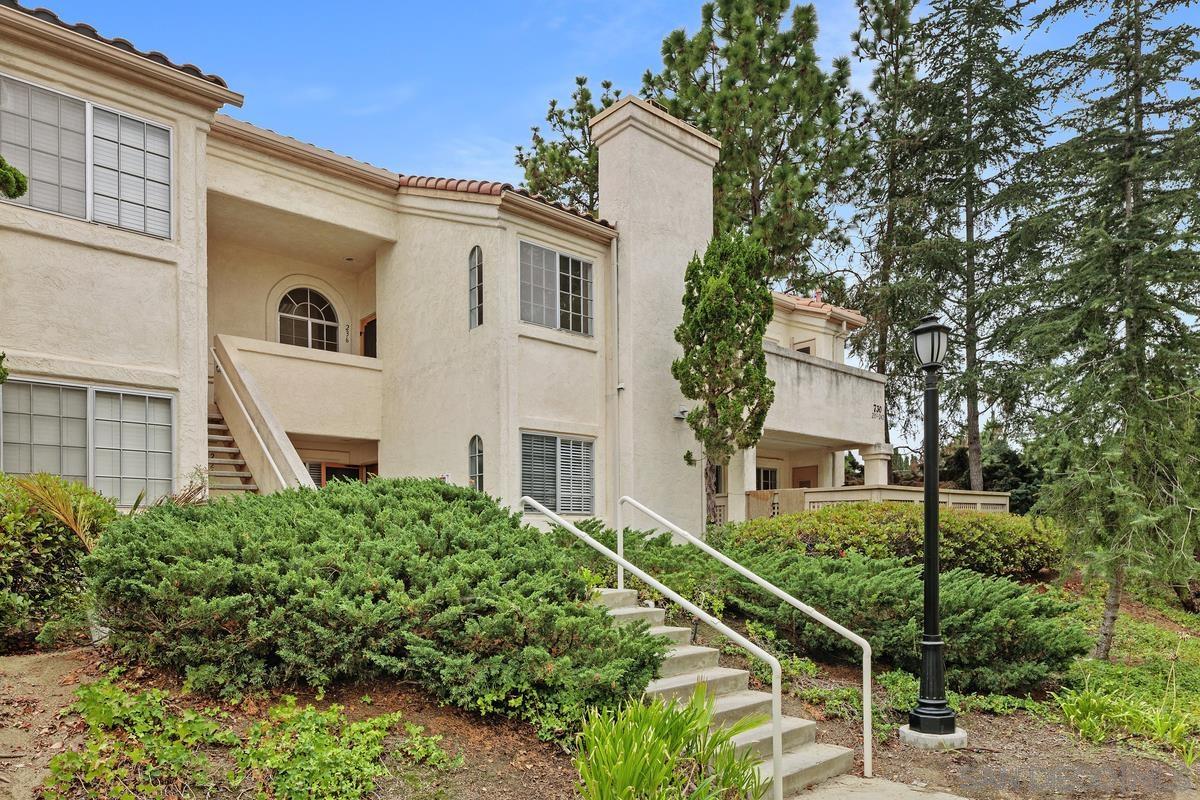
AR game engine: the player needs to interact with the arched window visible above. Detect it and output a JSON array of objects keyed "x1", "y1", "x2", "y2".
[
  {"x1": 468, "y1": 246, "x2": 483, "y2": 329},
  {"x1": 468, "y1": 435, "x2": 483, "y2": 492},
  {"x1": 279, "y1": 288, "x2": 339, "y2": 352}
]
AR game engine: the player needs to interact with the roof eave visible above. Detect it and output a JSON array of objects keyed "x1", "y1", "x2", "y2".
[{"x1": 499, "y1": 191, "x2": 617, "y2": 242}]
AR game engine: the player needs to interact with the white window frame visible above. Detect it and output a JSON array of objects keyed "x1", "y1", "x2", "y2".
[
  {"x1": 520, "y1": 430, "x2": 594, "y2": 515},
  {"x1": 0, "y1": 375, "x2": 175, "y2": 506},
  {"x1": 756, "y1": 467, "x2": 779, "y2": 492},
  {"x1": 468, "y1": 246, "x2": 483, "y2": 329},
  {"x1": 0, "y1": 70, "x2": 174, "y2": 239},
  {"x1": 518, "y1": 240, "x2": 594, "y2": 337},
  {"x1": 277, "y1": 287, "x2": 340, "y2": 352},
  {"x1": 468, "y1": 434, "x2": 483, "y2": 492}
]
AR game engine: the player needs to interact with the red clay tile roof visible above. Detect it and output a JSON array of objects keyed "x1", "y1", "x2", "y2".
[
  {"x1": 398, "y1": 174, "x2": 612, "y2": 228},
  {"x1": 773, "y1": 291, "x2": 868, "y2": 328},
  {"x1": 3, "y1": 0, "x2": 228, "y2": 88}
]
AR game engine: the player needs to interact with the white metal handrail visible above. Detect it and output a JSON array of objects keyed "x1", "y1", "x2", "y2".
[
  {"x1": 521, "y1": 496, "x2": 786, "y2": 800},
  {"x1": 617, "y1": 495, "x2": 874, "y2": 778}
]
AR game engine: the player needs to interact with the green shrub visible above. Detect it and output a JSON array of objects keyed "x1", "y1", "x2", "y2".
[
  {"x1": 719, "y1": 502, "x2": 1064, "y2": 579},
  {"x1": 86, "y1": 478, "x2": 665, "y2": 736},
  {"x1": 575, "y1": 687, "x2": 766, "y2": 799},
  {"x1": 575, "y1": 528, "x2": 1089, "y2": 694},
  {"x1": 0, "y1": 473, "x2": 115, "y2": 650}
]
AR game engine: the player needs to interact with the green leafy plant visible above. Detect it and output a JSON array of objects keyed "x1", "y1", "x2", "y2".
[
  {"x1": 720, "y1": 502, "x2": 1064, "y2": 579},
  {"x1": 395, "y1": 721, "x2": 463, "y2": 771},
  {"x1": 575, "y1": 687, "x2": 766, "y2": 799},
  {"x1": 86, "y1": 478, "x2": 666, "y2": 738},
  {"x1": 0, "y1": 352, "x2": 8, "y2": 384},
  {"x1": 0, "y1": 155, "x2": 27, "y2": 199},
  {"x1": 1, "y1": 473, "x2": 116, "y2": 650},
  {"x1": 232, "y1": 698, "x2": 401, "y2": 800}
]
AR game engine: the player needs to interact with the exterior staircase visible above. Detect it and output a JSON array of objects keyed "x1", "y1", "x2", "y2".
[
  {"x1": 207, "y1": 407, "x2": 258, "y2": 496},
  {"x1": 595, "y1": 587, "x2": 854, "y2": 797}
]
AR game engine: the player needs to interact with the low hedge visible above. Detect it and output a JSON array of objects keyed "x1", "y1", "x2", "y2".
[
  {"x1": 0, "y1": 473, "x2": 115, "y2": 650},
  {"x1": 86, "y1": 478, "x2": 665, "y2": 737},
  {"x1": 718, "y1": 502, "x2": 1064, "y2": 579},
  {"x1": 574, "y1": 526, "x2": 1089, "y2": 694}
]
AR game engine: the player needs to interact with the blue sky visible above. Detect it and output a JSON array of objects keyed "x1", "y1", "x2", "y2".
[{"x1": 44, "y1": 0, "x2": 861, "y2": 185}]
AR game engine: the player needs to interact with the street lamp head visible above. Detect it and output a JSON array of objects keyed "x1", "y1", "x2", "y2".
[{"x1": 912, "y1": 314, "x2": 950, "y2": 370}]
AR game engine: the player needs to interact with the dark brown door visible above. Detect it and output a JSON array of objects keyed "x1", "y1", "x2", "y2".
[{"x1": 792, "y1": 466, "x2": 818, "y2": 488}]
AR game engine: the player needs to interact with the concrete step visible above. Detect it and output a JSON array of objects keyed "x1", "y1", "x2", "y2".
[
  {"x1": 208, "y1": 434, "x2": 235, "y2": 444},
  {"x1": 210, "y1": 485, "x2": 257, "y2": 495},
  {"x1": 209, "y1": 470, "x2": 251, "y2": 479},
  {"x1": 730, "y1": 716, "x2": 816, "y2": 760},
  {"x1": 208, "y1": 457, "x2": 246, "y2": 466},
  {"x1": 608, "y1": 605, "x2": 666, "y2": 627},
  {"x1": 658, "y1": 644, "x2": 721, "y2": 679},
  {"x1": 709, "y1": 690, "x2": 774, "y2": 728},
  {"x1": 649, "y1": 625, "x2": 692, "y2": 646},
  {"x1": 756, "y1": 743, "x2": 854, "y2": 795},
  {"x1": 645, "y1": 667, "x2": 748, "y2": 702},
  {"x1": 592, "y1": 587, "x2": 639, "y2": 610},
  {"x1": 208, "y1": 445, "x2": 241, "y2": 454}
]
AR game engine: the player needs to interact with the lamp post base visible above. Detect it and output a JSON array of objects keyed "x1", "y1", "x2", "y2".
[{"x1": 899, "y1": 724, "x2": 968, "y2": 751}]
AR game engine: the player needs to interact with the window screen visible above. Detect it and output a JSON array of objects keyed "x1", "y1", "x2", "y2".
[
  {"x1": 1, "y1": 381, "x2": 86, "y2": 483},
  {"x1": 468, "y1": 246, "x2": 483, "y2": 329},
  {"x1": 520, "y1": 242, "x2": 557, "y2": 328},
  {"x1": 0, "y1": 76, "x2": 86, "y2": 218},
  {"x1": 521, "y1": 432, "x2": 593, "y2": 514},
  {"x1": 92, "y1": 108, "x2": 171, "y2": 237},
  {"x1": 93, "y1": 391, "x2": 173, "y2": 505}
]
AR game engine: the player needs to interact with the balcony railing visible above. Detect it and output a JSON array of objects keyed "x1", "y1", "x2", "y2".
[{"x1": 744, "y1": 484, "x2": 1011, "y2": 519}]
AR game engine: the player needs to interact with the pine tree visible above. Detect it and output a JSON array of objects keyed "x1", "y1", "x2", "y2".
[
  {"x1": 913, "y1": 0, "x2": 1044, "y2": 489},
  {"x1": 643, "y1": 0, "x2": 863, "y2": 281},
  {"x1": 1008, "y1": 0, "x2": 1200, "y2": 658},
  {"x1": 672, "y1": 233, "x2": 776, "y2": 522},
  {"x1": 514, "y1": 77, "x2": 622, "y2": 216},
  {"x1": 846, "y1": 0, "x2": 936, "y2": 448}
]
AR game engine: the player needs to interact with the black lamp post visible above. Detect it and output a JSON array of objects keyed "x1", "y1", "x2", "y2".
[{"x1": 908, "y1": 314, "x2": 956, "y2": 736}]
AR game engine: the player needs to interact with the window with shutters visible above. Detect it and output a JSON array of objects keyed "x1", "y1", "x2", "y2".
[
  {"x1": 0, "y1": 379, "x2": 173, "y2": 506},
  {"x1": 0, "y1": 73, "x2": 171, "y2": 238},
  {"x1": 468, "y1": 435, "x2": 483, "y2": 492},
  {"x1": 519, "y1": 241, "x2": 593, "y2": 336},
  {"x1": 468, "y1": 246, "x2": 483, "y2": 329},
  {"x1": 520, "y1": 432, "x2": 593, "y2": 514}
]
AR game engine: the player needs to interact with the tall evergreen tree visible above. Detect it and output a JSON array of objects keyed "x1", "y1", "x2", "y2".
[
  {"x1": 643, "y1": 0, "x2": 863, "y2": 281},
  {"x1": 846, "y1": 0, "x2": 936, "y2": 447},
  {"x1": 912, "y1": 0, "x2": 1044, "y2": 489},
  {"x1": 1007, "y1": 0, "x2": 1200, "y2": 658},
  {"x1": 515, "y1": 77, "x2": 622, "y2": 216}
]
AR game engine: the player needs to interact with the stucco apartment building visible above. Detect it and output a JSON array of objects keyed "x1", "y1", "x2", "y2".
[{"x1": 0, "y1": 2, "x2": 898, "y2": 534}]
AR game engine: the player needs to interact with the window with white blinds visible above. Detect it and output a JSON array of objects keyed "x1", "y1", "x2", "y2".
[
  {"x1": 0, "y1": 379, "x2": 173, "y2": 506},
  {"x1": 0, "y1": 73, "x2": 171, "y2": 238},
  {"x1": 520, "y1": 241, "x2": 593, "y2": 336},
  {"x1": 520, "y1": 432, "x2": 593, "y2": 514}
]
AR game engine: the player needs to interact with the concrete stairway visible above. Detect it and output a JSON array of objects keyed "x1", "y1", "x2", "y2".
[
  {"x1": 595, "y1": 587, "x2": 854, "y2": 796},
  {"x1": 207, "y1": 407, "x2": 258, "y2": 496}
]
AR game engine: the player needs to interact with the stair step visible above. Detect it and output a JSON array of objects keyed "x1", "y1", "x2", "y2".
[
  {"x1": 210, "y1": 486, "x2": 257, "y2": 495},
  {"x1": 208, "y1": 445, "x2": 241, "y2": 454},
  {"x1": 658, "y1": 644, "x2": 721, "y2": 679},
  {"x1": 645, "y1": 667, "x2": 748, "y2": 702},
  {"x1": 649, "y1": 625, "x2": 692, "y2": 646},
  {"x1": 755, "y1": 743, "x2": 854, "y2": 794},
  {"x1": 208, "y1": 457, "x2": 246, "y2": 466},
  {"x1": 709, "y1": 690, "x2": 774, "y2": 728},
  {"x1": 209, "y1": 470, "x2": 252, "y2": 479},
  {"x1": 592, "y1": 588, "x2": 639, "y2": 610},
  {"x1": 608, "y1": 605, "x2": 666, "y2": 627},
  {"x1": 730, "y1": 716, "x2": 816, "y2": 760},
  {"x1": 208, "y1": 434, "x2": 235, "y2": 443}
]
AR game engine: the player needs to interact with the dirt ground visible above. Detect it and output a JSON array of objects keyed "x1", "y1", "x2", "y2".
[
  {"x1": 3, "y1": 643, "x2": 1198, "y2": 800},
  {"x1": 0, "y1": 647, "x2": 579, "y2": 800}
]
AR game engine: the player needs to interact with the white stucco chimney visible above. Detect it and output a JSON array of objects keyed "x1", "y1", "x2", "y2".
[{"x1": 591, "y1": 97, "x2": 720, "y2": 534}]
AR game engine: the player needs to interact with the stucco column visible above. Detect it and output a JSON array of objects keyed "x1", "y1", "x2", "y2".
[
  {"x1": 833, "y1": 450, "x2": 846, "y2": 487},
  {"x1": 862, "y1": 442, "x2": 893, "y2": 485},
  {"x1": 592, "y1": 97, "x2": 720, "y2": 534},
  {"x1": 724, "y1": 446, "x2": 757, "y2": 522}
]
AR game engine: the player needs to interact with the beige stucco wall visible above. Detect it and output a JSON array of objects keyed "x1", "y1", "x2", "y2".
[
  {"x1": 763, "y1": 344, "x2": 887, "y2": 447},
  {"x1": 765, "y1": 306, "x2": 849, "y2": 363},
  {"x1": 0, "y1": 28, "x2": 226, "y2": 492}
]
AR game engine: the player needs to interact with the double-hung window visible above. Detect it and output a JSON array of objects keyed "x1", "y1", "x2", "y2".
[
  {"x1": 0, "y1": 73, "x2": 171, "y2": 237},
  {"x1": 755, "y1": 467, "x2": 779, "y2": 492},
  {"x1": 1, "y1": 379, "x2": 174, "y2": 506},
  {"x1": 521, "y1": 432, "x2": 594, "y2": 514},
  {"x1": 519, "y1": 241, "x2": 593, "y2": 335}
]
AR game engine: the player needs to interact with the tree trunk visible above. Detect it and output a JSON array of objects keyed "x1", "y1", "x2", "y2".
[
  {"x1": 963, "y1": 50, "x2": 984, "y2": 492},
  {"x1": 1092, "y1": 563, "x2": 1125, "y2": 661},
  {"x1": 704, "y1": 459, "x2": 720, "y2": 524},
  {"x1": 1174, "y1": 580, "x2": 1199, "y2": 615}
]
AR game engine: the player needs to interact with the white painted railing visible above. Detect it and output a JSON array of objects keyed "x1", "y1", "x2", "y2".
[
  {"x1": 617, "y1": 495, "x2": 874, "y2": 778},
  {"x1": 520, "y1": 496, "x2": 787, "y2": 800}
]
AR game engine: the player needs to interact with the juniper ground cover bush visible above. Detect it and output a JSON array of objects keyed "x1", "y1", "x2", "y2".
[
  {"x1": 574, "y1": 525, "x2": 1089, "y2": 694},
  {"x1": 86, "y1": 478, "x2": 665, "y2": 736},
  {"x1": 719, "y1": 502, "x2": 1064, "y2": 580}
]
